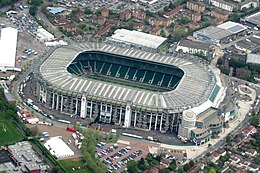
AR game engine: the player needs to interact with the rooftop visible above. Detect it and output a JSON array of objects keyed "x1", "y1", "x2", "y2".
[
  {"x1": 47, "y1": 7, "x2": 66, "y2": 14},
  {"x1": 178, "y1": 40, "x2": 210, "y2": 50},
  {"x1": 243, "y1": 11, "x2": 260, "y2": 27},
  {"x1": 110, "y1": 29, "x2": 167, "y2": 49},
  {"x1": 218, "y1": 21, "x2": 247, "y2": 34}
]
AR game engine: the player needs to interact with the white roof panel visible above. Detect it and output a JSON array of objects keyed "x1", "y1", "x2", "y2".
[
  {"x1": 110, "y1": 29, "x2": 167, "y2": 49},
  {"x1": 0, "y1": 27, "x2": 18, "y2": 68}
]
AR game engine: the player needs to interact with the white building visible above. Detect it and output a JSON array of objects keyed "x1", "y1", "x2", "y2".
[
  {"x1": 240, "y1": 0, "x2": 259, "y2": 9},
  {"x1": 109, "y1": 29, "x2": 167, "y2": 50},
  {"x1": 44, "y1": 136, "x2": 74, "y2": 158},
  {"x1": 209, "y1": 0, "x2": 236, "y2": 11},
  {"x1": 0, "y1": 27, "x2": 18, "y2": 68},
  {"x1": 36, "y1": 27, "x2": 55, "y2": 42},
  {"x1": 175, "y1": 40, "x2": 211, "y2": 56}
]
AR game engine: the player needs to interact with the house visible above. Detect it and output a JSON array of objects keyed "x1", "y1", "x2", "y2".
[
  {"x1": 176, "y1": 40, "x2": 211, "y2": 56},
  {"x1": 189, "y1": 22, "x2": 200, "y2": 30},
  {"x1": 120, "y1": 10, "x2": 131, "y2": 21},
  {"x1": 183, "y1": 10, "x2": 201, "y2": 22},
  {"x1": 211, "y1": 148, "x2": 227, "y2": 162},
  {"x1": 92, "y1": 16, "x2": 106, "y2": 25},
  {"x1": 163, "y1": 6, "x2": 182, "y2": 18},
  {"x1": 149, "y1": 27, "x2": 161, "y2": 36},
  {"x1": 238, "y1": 160, "x2": 250, "y2": 168},
  {"x1": 95, "y1": 25, "x2": 111, "y2": 37},
  {"x1": 132, "y1": 22, "x2": 145, "y2": 30},
  {"x1": 248, "y1": 163, "x2": 259, "y2": 172},
  {"x1": 209, "y1": 0, "x2": 237, "y2": 12},
  {"x1": 242, "y1": 124, "x2": 257, "y2": 136},
  {"x1": 229, "y1": 155, "x2": 241, "y2": 164},
  {"x1": 132, "y1": 9, "x2": 146, "y2": 20},
  {"x1": 236, "y1": 170, "x2": 248, "y2": 173},
  {"x1": 245, "y1": 149, "x2": 257, "y2": 157},
  {"x1": 187, "y1": 1, "x2": 206, "y2": 13},
  {"x1": 211, "y1": 8, "x2": 229, "y2": 22},
  {"x1": 101, "y1": 8, "x2": 109, "y2": 17},
  {"x1": 63, "y1": 23, "x2": 77, "y2": 32},
  {"x1": 162, "y1": 18, "x2": 172, "y2": 27},
  {"x1": 72, "y1": 11, "x2": 84, "y2": 21},
  {"x1": 149, "y1": 18, "x2": 162, "y2": 27},
  {"x1": 105, "y1": 19, "x2": 120, "y2": 26},
  {"x1": 55, "y1": 15, "x2": 67, "y2": 25}
]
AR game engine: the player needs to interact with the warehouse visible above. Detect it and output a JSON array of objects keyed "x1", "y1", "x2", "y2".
[
  {"x1": 109, "y1": 29, "x2": 167, "y2": 50},
  {"x1": 193, "y1": 21, "x2": 247, "y2": 45},
  {"x1": 241, "y1": 11, "x2": 260, "y2": 28}
]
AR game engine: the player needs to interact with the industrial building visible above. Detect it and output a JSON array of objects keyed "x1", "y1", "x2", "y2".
[
  {"x1": 109, "y1": 29, "x2": 167, "y2": 50},
  {"x1": 193, "y1": 21, "x2": 247, "y2": 45},
  {"x1": 241, "y1": 11, "x2": 260, "y2": 28},
  {"x1": 175, "y1": 40, "x2": 211, "y2": 56},
  {"x1": 0, "y1": 27, "x2": 18, "y2": 69},
  {"x1": 0, "y1": 141, "x2": 48, "y2": 173},
  {"x1": 33, "y1": 42, "x2": 226, "y2": 144},
  {"x1": 235, "y1": 34, "x2": 260, "y2": 53}
]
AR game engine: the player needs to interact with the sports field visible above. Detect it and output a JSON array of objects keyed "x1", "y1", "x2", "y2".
[
  {"x1": 60, "y1": 159, "x2": 92, "y2": 173},
  {"x1": 0, "y1": 113, "x2": 24, "y2": 146}
]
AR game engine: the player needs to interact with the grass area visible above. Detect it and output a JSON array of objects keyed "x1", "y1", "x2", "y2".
[
  {"x1": 0, "y1": 114, "x2": 24, "y2": 146},
  {"x1": 60, "y1": 159, "x2": 93, "y2": 173}
]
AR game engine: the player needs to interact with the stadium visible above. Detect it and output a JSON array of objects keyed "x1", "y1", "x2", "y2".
[{"x1": 34, "y1": 43, "x2": 225, "y2": 142}]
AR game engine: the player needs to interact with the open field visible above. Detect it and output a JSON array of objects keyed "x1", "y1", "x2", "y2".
[
  {"x1": 0, "y1": 114, "x2": 24, "y2": 146},
  {"x1": 60, "y1": 159, "x2": 92, "y2": 173}
]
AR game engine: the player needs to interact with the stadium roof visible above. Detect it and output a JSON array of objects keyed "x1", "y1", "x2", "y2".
[
  {"x1": 218, "y1": 21, "x2": 247, "y2": 34},
  {"x1": 0, "y1": 27, "x2": 18, "y2": 68},
  {"x1": 110, "y1": 29, "x2": 167, "y2": 49},
  {"x1": 243, "y1": 11, "x2": 260, "y2": 27},
  {"x1": 44, "y1": 137, "x2": 74, "y2": 158},
  {"x1": 38, "y1": 43, "x2": 217, "y2": 111}
]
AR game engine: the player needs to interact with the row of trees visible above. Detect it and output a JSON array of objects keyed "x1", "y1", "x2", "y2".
[{"x1": 81, "y1": 129, "x2": 107, "y2": 173}]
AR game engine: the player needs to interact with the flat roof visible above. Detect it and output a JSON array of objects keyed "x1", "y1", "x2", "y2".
[
  {"x1": 110, "y1": 29, "x2": 167, "y2": 49},
  {"x1": 178, "y1": 40, "x2": 210, "y2": 50},
  {"x1": 0, "y1": 27, "x2": 18, "y2": 68},
  {"x1": 194, "y1": 26, "x2": 232, "y2": 41},
  {"x1": 247, "y1": 53, "x2": 260, "y2": 64},
  {"x1": 47, "y1": 7, "x2": 66, "y2": 14},
  {"x1": 218, "y1": 21, "x2": 247, "y2": 34},
  {"x1": 44, "y1": 137, "x2": 74, "y2": 158},
  {"x1": 243, "y1": 11, "x2": 260, "y2": 27}
]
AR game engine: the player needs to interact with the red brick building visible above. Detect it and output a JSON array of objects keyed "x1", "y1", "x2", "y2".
[
  {"x1": 187, "y1": 1, "x2": 205, "y2": 13},
  {"x1": 132, "y1": 9, "x2": 146, "y2": 20},
  {"x1": 72, "y1": 11, "x2": 84, "y2": 20},
  {"x1": 95, "y1": 25, "x2": 111, "y2": 37},
  {"x1": 92, "y1": 16, "x2": 106, "y2": 25},
  {"x1": 106, "y1": 19, "x2": 120, "y2": 26},
  {"x1": 211, "y1": 8, "x2": 229, "y2": 22},
  {"x1": 149, "y1": 27, "x2": 161, "y2": 36},
  {"x1": 132, "y1": 22, "x2": 145, "y2": 30},
  {"x1": 163, "y1": 6, "x2": 182, "y2": 18},
  {"x1": 189, "y1": 22, "x2": 200, "y2": 30},
  {"x1": 101, "y1": 8, "x2": 109, "y2": 17},
  {"x1": 119, "y1": 10, "x2": 131, "y2": 21},
  {"x1": 183, "y1": 10, "x2": 201, "y2": 22},
  {"x1": 55, "y1": 16, "x2": 67, "y2": 25}
]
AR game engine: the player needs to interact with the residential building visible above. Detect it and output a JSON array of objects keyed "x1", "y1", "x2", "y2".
[
  {"x1": 248, "y1": 163, "x2": 259, "y2": 172},
  {"x1": 149, "y1": 17, "x2": 162, "y2": 27},
  {"x1": 120, "y1": 10, "x2": 131, "y2": 21},
  {"x1": 72, "y1": 11, "x2": 84, "y2": 21},
  {"x1": 176, "y1": 40, "x2": 211, "y2": 56},
  {"x1": 132, "y1": 9, "x2": 146, "y2": 20},
  {"x1": 212, "y1": 148, "x2": 227, "y2": 162},
  {"x1": 183, "y1": 10, "x2": 201, "y2": 22},
  {"x1": 189, "y1": 22, "x2": 200, "y2": 30},
  {"x1": 209, "y1": 0, "x2": 237, "y2": 11},
  {"x1": 132, "y1": 22, "x2": 145, "y2": 30},
  {"x1": 245, "y1": 149, "x2": 257, "y2": 157},
  {"x1": 162, "y1": 18, "x2": 172, "y2": 27},
  {"x1": 101, "y1": 8, "x2": 109, "y2": 17},
  {"x1": 149, "y1": 27, "x2": 161, "y2": 36},
  {"x1": 95, "y1": 25, "x2": 111, "y2": 37},
  {"x1": 63, "y1": 23, "x2": 77, "y2": 31},
  {"x1": 174, "y1": 24, "x2": 188, "y2": 32},
  {"x1": 106, "y1": 19, "x2": 120, "y2": 26},
  {"x1": 241, "y1": 124, "x2": 257, "y2": 136},
  {"x1": 92, "y1": 16, "x2": 106, "y2": 25},
  {"x1": 211, "y1": 8, "x2": 229, "y2": 22},
  {"x1": 55, "y1": 15, "x2": 67, "y2": 25},
  {"x1": 163, "y1": 6, "x2": 182, "y2": 18},
  {"x1": 187, "y1": 1, "x2": 206, "y2": 13},
  {"x1": 240, "y1": 0, "x2": 259, "y2": 10}
]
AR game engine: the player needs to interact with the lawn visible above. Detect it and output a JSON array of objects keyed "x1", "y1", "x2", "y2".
[
  {"x1": 0, "y1": 117, "x2": 24, "y2": 146},
  {"x1": 60, "y1": 159, "x2": 93, "y2": 173}
]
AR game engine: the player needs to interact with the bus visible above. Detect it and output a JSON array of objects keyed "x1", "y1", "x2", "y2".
[{"x1": 57, "y1": 119, "x2": 71, "y2": 124}]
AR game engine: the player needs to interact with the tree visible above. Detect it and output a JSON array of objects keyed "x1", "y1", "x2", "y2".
[
  {"x1": 173, "y1": 29, "x2": 186, "y2": 41},
  {"x1": 183, "y1": 163, "x2": 190, "y2": 172},
  {"x1": 251, "y1": 116, "x2": 260, "y2": 126},
  {"x1": 127, "y1": 160, "x2": 138, "y2": 173},
  {"x1": 163, "y1": 6, "x2": 169, "y2": 12},
  {"x1": 84, "y1": 8, "x2": 92, "y2": 14},
  {"x1": 168, "y1": 160, "x2": 177, "y2": 171},
  {"x1": 159, "y1": 169, "x2": 171, "y2": 173},
  {"x1": 189, "y1": 160, "x2": 194, "y2": 168},
  {"x1": 29, "y1": 5, "x2": 38, "y2": 16},
  {"x1": 208, "y1": 168, "x2": 216, "y2": 173},
  {"x1": 177, "y1": 168, "x2": 185, "y2": 173},
  {"x1": 28, "y1": 0, "x2": 43, "y2": 6},
  {"x1": 253, "y1": 156, "x2": 260, "y2": 165}
]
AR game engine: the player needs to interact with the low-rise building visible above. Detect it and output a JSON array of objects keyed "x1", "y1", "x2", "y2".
[
  {"x1": 149, "y1": 27, "x2": 161, "y2": 36},
  {"x1": 63, "y1": 23, "x2": 77, "y2": 32},
  {"x1": 72, "y1": 11, "x2": 84, "y2": 21},
  {"x1": 240, "y1": 0, "x2": 259, "y2": 10},
  {"x1": 106, "y1": 19, "x2": 120, "y2": 26},
  {"x1": 163, "y1": 6, "x2": 182, "y2": 18},
  {"x1": 211, "y1": 8, "x2": 229, "y2": 22},
  {"x1": 183, "y1": 10, "x2": 201, "y2": 22},
  {"x1": 176, "y1": 40, "x2": 211, "y2": 56},
  {"x1": 187, "y1": 1, "x2": 206, "y2": 13},
  {"x1": 189, "y1": 22, "x2": 200, "y2": 30},
  {"x1": 132, "y1": 9, "x2": 146, "y2": 20},
  {"x1": 209, "y1": 0, "x2": 237, "y2": 11},
  {"x1": 92, "y1": 16, "x2": 106, "y2": 25},
  {"x1": 101, "y1": 8, "x2": 109, "y2": 17},
  {"x1": 120, "y1": 10, "x2": 131, "y2": 21},
  {"x1": 242, "y1": 124, "x2": 257, "y2": 136},
  {"x1": 132, "y1": 22, "x2": 145, "y2": 30},
  {"x1": 55, "y1": 15, "x2": 67, "y2": 25},
  {"x1": 245, "y1": 149, "x2": 257, "y2": 157},
  {"x1": 95, "y1": 25, "x2": 111, "y2": 37},
  {"x1": 248, "y1": 163, "x2": 259, "y2": 172}
]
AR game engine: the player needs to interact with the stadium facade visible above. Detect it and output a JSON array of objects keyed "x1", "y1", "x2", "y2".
[{"x1": 34, "y1": 43, "x2": 226, "y2": 144}]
